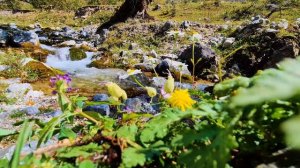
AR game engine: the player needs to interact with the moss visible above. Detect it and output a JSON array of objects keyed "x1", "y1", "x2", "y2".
[{"x1": 69, "y1": 47, "x2": 87, "y2": 61}]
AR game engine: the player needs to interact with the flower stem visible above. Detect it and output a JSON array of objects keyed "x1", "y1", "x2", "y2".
[{"x1": 131, "y1": 76, "x2": 145, "y2": 88}]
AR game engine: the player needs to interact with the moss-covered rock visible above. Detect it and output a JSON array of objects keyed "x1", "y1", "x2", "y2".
[
  {"x1": 22, "y1": 59, "x2": 62, "y2": 79},
  {"x1": 69, "y1": 47, "x2": 87, "y2": 61}
]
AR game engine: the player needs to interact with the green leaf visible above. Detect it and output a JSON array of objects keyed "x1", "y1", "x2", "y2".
[
  {"x1": 38, "y1": 113, "x2": 73, "y2": 148},
  {"x1": 116, "y1": 125, "x2": 138, "y2": 141},
  {"x1": 281, "y1": 115, "x2": 300, "y2": 149},
  {"x1": 178, "y1": 130, "x2": 237, "y2": 168},
  {"x1": 121, "y1": 147, "x2": 162, "y2": 168},
  {"x1": 0, "y1": 159, "x2": 9, "y2": 168},
  {"x1": 214, "y1": 76, "x2": 250, "y2": 97},
  {"x1": 10, "y1": 120, "x2": 34, "y2": 168},
  {"x1": 229, "y1": 58, "x2": 300, "y2": 108},
  {"x1": 140, "y1": 109, "x2": 213, "y2": 143},
  {"x1": 58, "y1": 127, "x2": 77, "y2": 140},
  {"x1": 78, "y1": 160, "x2": 96, "y2": 168},
  {"x1": 57, "y1": 143, "x2": 103, "y2": 159},
  {"x1": 171, "y1": 127, "x2": 219, "y2": 147},
  {"x1": 0, "y1": 128, "x2": 16, "y2": 138}
]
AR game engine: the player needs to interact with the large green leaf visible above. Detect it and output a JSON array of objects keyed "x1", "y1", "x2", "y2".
[
  {"x1": 10, "y1": 120, "x2": 34, "y2": 168},
  {"x1": 116, "y1": 125, "x2": 138, "y2": 141},
  {"x1": 56, "y1": 143, "x2": 103, "y2": 159},
  {"x1": 0, "y1": 128, "x2": 16, "y2": 138},
  {"x1": 178, "y1": 130, "x2": 237, "y2": 168},
  {"x1": 140, "y1": 109, "x2": 214, "y2": 143},
  {"x1": 281, "y1": 115, "x2": 300, "y2": 150},
  {"x1": 229, "y1": 58, "x2": 300, "y2": 108}
]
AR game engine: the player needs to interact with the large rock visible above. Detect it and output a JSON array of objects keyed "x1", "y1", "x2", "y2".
[
  {"x1": 123, "y1": 98, "x2": 156, "y2": 114},
  {"x1": 225, "y1": 34, "x2": 299, "y2": 77},
  {"x1": 178, "y1": 43, "x2": 218, "y2": 80},
  {"x1": 22, "y1": 58, "x2": 60, "y2": 79},
  {"x1": 155, "y1": 59, "x2": 191, "y2": 80},
  {"x1": 69, "y1": 47, "x2": 87, "y2": 61},
  {"x1": 0, "y1": 29, "x2": 8, "y2": 46},
  {"x1": 7, "y1": 30, "x2": 39, "y2": 47}
]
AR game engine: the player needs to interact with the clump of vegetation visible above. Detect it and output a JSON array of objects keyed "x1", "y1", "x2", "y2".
[{"x1": 0, "y1": 56, "x2": 299, "y2": 167}]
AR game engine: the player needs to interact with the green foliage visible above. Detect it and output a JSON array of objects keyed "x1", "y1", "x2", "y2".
[
  {"x1": 56, "y1": 143, "x2": 103, "y2": 159},
  {"x1": 10, "y1": 120, "x2": 34, "y2": 168},
  {"x1": 281, "y1": 115, "x2": 300, "y2": 149},
  {"x1": 6, "y1": 57, "x2": 300, "y2": 167},
  {"x1": 0, "y1": 128, "x2": 16, "y2": 138}
]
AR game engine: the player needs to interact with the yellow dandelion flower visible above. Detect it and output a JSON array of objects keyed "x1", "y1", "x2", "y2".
[{"x1": 168, "y1": 89, "x2": 196, "y2": 111}]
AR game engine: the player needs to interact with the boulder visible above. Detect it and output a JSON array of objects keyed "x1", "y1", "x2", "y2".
[
  {"x1": 84, "y1": 105, "x2": 110, "y2": 116},
  {"x1": 123, "y1": 98, "x2": 156, "y2": 114},
  {"x1": 178, "y1": 43, "x2": 218, "y2": 80},
  {"x1": 8, "y1": 30, "x2": 39, "y2": 47},
  {"x1": 225, "y1": 35, "x2": 299, "y2": 77},
  {"x1": 69, "y1": 47, "x2": 87, "y2": 61},
  {"x1": 93, "y1": 94, "x2": 109, "y2": 102},
  {"x1": 0, "y1": 29, "x2": 8, "y2": 46}
]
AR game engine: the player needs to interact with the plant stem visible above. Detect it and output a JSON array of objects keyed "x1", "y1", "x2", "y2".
[
  {"x1": 192, "y1": 42, "x2": 195, "y2": 83},
  {"x1": 77, "y1": 111, "x2": 101, "y2": 126},
  {"x1": 131, "y1": 76, "x2": 145, "y2": 88}
]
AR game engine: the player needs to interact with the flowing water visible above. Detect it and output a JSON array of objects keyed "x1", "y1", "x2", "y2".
[{"x1": 40, "y1": 45, "x2": 127, "y2": 95}]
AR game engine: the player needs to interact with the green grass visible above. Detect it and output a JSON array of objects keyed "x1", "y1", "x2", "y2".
[
  {"x1": 10, "y1": 111, "x2": 25, "y2": 119},
  {"x1": 0, "y1": 1, "x2": 299, "y2": 29}
]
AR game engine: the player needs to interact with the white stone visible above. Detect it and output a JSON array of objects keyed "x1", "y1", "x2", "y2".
[
  {"x1": 6, "y1": 83, "x2": 33, "y2": 100},
  {"x1": 59, "y1": 40, "x2": 76, "y2": 47},
  {"x1": 278, "y1": 19, "x2": 289, "y2": 29},
  {"x1": 222, "y1": 37, "x2": 235, "y2": 48}
]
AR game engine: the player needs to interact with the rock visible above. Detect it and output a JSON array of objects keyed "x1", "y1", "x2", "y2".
[
  {"x1": 180, "y1": 21, "x2": 190, "y2": 29},
  {"x1": 149, "y1": 50, "x2": 158, "y2": 58},
  {"x1": 277, "y1": 19, "x2": 289, "y2": 29},
  {"x1": 158, "y1": 21, "x2": 175, "y2": 35},
  {"x1": 23, "y1": 106, "x2": 40, "y2": 115},
  {"x1": 84, "y1": 105, "x2": 110, "y2": 116},
  {"x1": 93, "y1": 94, "x2": 109, "y2": 102},
  {"x1": 9, "y1": 23, "x2": 17, "y2": 29},
  {"x1": 129, "y1": 43, "x2": 138, "y2": 50},
  {"x1": 155, "y1": 59, "x2": 170, "y2": 77},
  {"x1": 6, "y1": 83, "x2": 32, "y2": 99},
  {"x1": 8, "y1": 30, "x2": 39, "y2": 47},
  {"x1": 222, "y1": 37, "x2": 235, "y2": 48},
  {"x1": 123, "y1": 98, "x2": 156, "y2": 113},
  {"x1": 219, "y1": 24, "x2": 229, "y2": 31},
  {"x1": 22, "y1": 59, "x2": 59, "y2": 79},
  {"x1": 266, "y1": 4, "x2": 279, "y2": 11},
  {"x1": 0, "y1": 65, "x2": 9, "y2": 71},
  {"x1": 152, "y1": 77, "x2": 167, "y2": 88},
  {"x1": 47, "y1": 110, "x2": 62, "y2": 117},
  {"x1": 59, "y1": 40, "x2": 76, "y2": 47},
  {"x1": 251, "y1": 15, "x2": 269, "y2": 26},
  {"x1": 296, "y1": 18, "x2": 300, "y2": 27},
  {"x1": 179, "y1": 43, "x2": 218, "y2": 80},
  {"x1": 153, "y1": 4, "x2": 161, "y2": 11},
  {"x1": 225, "y1": 35, "x2": 299, "y2": 77},
  {"x1": 164, "y1": 59, "x2": 191, "y2": 80},
  {"x1": 0, "y1": 140, "x2": 57, "y2": 160},
  {"x1": 160, "y1": 53, "x2": 178, "y2": 59},
  {"x1": 0, "y1": 29, "x2": 8, "y2": 46},
  {"x1": 265, "y1": 28, "x2": 279, "y2": 33},
  {"x1": 69, "y1": 47, "x2": 87, "y2": 61}
]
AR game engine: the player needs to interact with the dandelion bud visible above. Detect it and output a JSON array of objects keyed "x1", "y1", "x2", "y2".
[
  {"x1": 164, "y1": 75, "x2": 174, "y2": 94},
  {"x1": 106, "y1": 82, "x2": 127, "y2": 100},
  {"x1": 145, "y1": 87, "x2": 157, "y2": 98}
]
